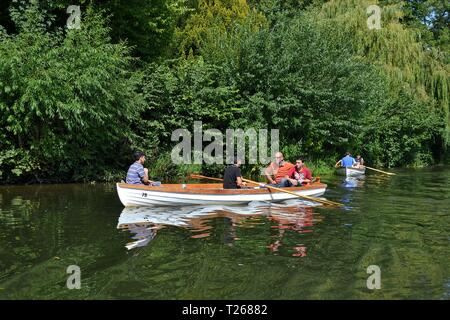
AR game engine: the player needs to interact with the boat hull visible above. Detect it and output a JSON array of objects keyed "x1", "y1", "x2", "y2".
[
  {"x1": 116, "y1": 183, "x2": 327, "y2": 207},
  {"x1": 337, "y1": 167, "x2": 366, "y2": 177}
]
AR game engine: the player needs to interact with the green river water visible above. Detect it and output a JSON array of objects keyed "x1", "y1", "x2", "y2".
[{"x1": 0, "y1": 166, "x2": 449, "y2": 299}]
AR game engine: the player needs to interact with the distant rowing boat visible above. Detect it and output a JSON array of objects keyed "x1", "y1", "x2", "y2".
[
  {"x1": 336, "y1": 166, "x2": 366, "y2": 177},
  {"x1": 116, "y1": 182, "x2": 327, "y2": 207}
]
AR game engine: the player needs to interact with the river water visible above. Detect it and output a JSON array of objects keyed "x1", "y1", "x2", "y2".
[{"x1": 0, "y1": 166, "x2": 449, "y2": 299}]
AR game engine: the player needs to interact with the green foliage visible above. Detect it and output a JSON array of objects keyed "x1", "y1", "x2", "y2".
[
  {"x1": 140, "y1": 3, "x2": 447, "y2": 173},
  {"x1": 145, "y1": 152, "x2": 207, "y2": 183},
  {"x1": 139, "y1": 58, "x2": 243, "y2": 150},
  {"x1": 247, "y1": 0, "x2": 325, "y2": 21},
  {"x1": 358, "y1": 91, "x2": 445, "y2": 167},
  {"x1": 95, "y1": 0, "x2": 190, "y2": 61},
  {"x1": 0, "y1": 2, "x2": 143, "y2": 182},
  {"x1": 0, "y1": 148, "x2": 40, "y2": 180},
  {"x1": 176, "y1": 0, "x2": 266, "y2": 56},
  {"x1": 14, "y1": 0, "x2": 190, "y2": 62},
  {"x1": 317, "y1": 0, "x2": 450, "y2": 141},
  {"x1": 200, "y1": 13, "x2": 387, "y2": 155},
  {"x1": 394, "y1": 0, "x2": 450, "y2": 56},
  {"x1": 0, "y1": 0, "x2": 449, "y2": 183}
]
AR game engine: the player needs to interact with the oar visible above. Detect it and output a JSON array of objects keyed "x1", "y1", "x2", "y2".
[
  {"x1": 241, "y1": 177, "x2": 343, "y2": 207},
  {"x1": 190, "y1": 174, "x2": 223, "y2": 182},
  {"x1": 190, "y1": 174, "x2": 343, "y2": 207},
  {"x1": 364, "y1": 166, "x2": 396, "y2": 176}
]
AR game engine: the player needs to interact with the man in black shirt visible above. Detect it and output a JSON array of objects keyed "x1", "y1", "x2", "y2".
[{"x1": 223, "y1": 158, "x2": 246, "y2": 189}]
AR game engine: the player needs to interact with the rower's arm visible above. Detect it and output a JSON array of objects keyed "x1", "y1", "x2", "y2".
[
  {"x1": 142, "y1": 168, "x2": 150, "y2": 184},
  {"x1": 264, "y1": 165, "x2": 276, "y2": 184},
  {"x1": 335, "y1": 160, "x2": 341, "y2": 168}
]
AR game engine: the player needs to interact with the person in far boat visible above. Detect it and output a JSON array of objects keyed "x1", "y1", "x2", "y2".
[
  {"x1": 126, "y1": 151, "x2": 161, "y2": 186},
  {"x1": 223, "y1": 157, "x2": 247, "y2": 189},
  {"x1": 335, "y1": 152, "x2": 356, "y2": 168},
  {"x1": 281, "y1": 158, "x2": 313, "y2": 187},
  {"x1": 264, "y1": 152, "x2": 294, "y2": 186},
  {"x1": 355, "y1": 155, "x2": 365, "y2": 168}
]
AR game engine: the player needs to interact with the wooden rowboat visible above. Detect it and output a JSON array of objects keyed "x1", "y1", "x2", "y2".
[
  {"x1": 116, "y1": 182, "x2": 327, "y2": 207},
  {"x1": 336, "y1": 166, "x2": 366, "y2": 177}
]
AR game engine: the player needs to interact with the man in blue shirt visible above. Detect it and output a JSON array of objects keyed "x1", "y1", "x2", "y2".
[
  {"x1": 335, "y1": 152, "x2": 356, "y2": 168},
  {"x1": 126, "y1": 151, "x2": 149, "y2": 184},
  {"x1": 126, "y1": 151, "x2": 161, "y2": 185}
]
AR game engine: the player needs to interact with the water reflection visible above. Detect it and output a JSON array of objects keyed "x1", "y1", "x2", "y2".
[
  {"x1": 117, "y1": 202, "x2": 323, "y2": 257},
  {"x1": 341, "y1": 176, "x2": 365, "y2": 188},
  {"x1": 1, "y1": 168, "x2": 450, "y2": 299},
  {"x1": 339, "y1": 176, "x2": 366, "y2": 210},
  {"x1": 443, "y1": 278, "x2": 450, "y2": 299},
  {"x1": 122, "y1": 224, "x2": 159, "y2": 250},
  {"x1": 267, "y1": 206, "x2": 316, "y2": 257}
]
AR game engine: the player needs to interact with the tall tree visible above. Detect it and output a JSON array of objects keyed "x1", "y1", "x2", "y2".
[
  {"x1": 316, "y1": 0, "x2": 449, "y2": 143},
  {"x1": 95, "y1": 0, "x2": 190, "y2": 61},
  {"x1": 0, "y1": 2, "x2": 143, "y2": 182},
  {"x1": 176, "y1": 0, "x2": 266, "y2": 56}
]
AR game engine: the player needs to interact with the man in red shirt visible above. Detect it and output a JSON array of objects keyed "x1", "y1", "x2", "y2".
[{"x1": 283, "y1": 158, "x2": 313, "y2": 187}]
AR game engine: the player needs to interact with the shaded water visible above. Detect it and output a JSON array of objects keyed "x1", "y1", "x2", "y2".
[{"x1": 0, "y1": 166, "x2": 449, "y2": 299}]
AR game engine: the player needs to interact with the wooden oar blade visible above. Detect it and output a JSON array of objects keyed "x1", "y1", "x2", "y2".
[{"x1": 365, "y1": 166, "x2": 396, "y2": 176}]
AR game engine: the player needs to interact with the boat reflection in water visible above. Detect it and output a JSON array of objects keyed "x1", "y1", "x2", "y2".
[
  {"x1": 341, "y1": 175, "x2": 365, "y2": 189},
  {"x1": 339, "y1": 176, "x2": 366, "y2": 210},
  {"x1": 117, "y1": 200, "x2": 323, "y2": 256},
  {"x1": 121, "y1": 224, "x2": 159, "y2": 250}
]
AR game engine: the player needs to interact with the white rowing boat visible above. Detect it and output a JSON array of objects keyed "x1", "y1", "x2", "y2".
[
  {"x1": 116, "y1": 182, "x2": 327, "y2": 207},
  {"x1": 336, "y1": 166, "x2": 366, "y2": 177}
]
